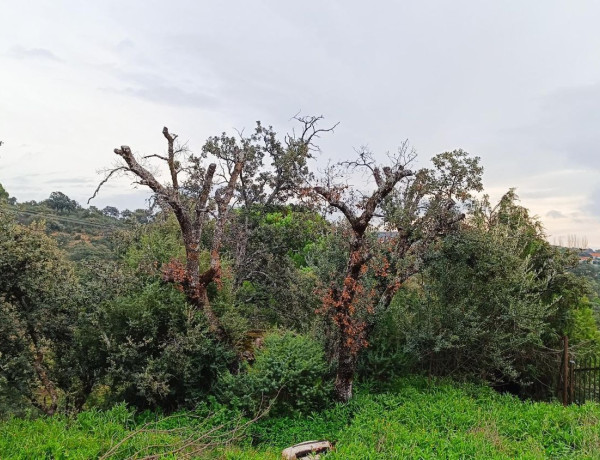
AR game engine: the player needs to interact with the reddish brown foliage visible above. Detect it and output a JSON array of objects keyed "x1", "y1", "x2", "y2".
[{"x1": 161, "y1": 259, "x2": 187, "y2": 292}]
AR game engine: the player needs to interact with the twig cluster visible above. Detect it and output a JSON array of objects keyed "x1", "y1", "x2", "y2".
[{"x1": 100, "y1": 399, "x2": 274, "y2": 459}]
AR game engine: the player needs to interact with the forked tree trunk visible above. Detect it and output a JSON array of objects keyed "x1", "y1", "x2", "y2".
[
  {"x1": 183, "y1": 245, "x2": 224, "y2": 336},
  {"x1": 98, "y1": 131, "x2": 243, "y2": 338},
  {"x1": 315, "y1": 165, "x2": 413, "y2": 403}
]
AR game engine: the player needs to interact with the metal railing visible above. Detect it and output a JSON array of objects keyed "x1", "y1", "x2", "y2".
[
  {"x1": 557, "y1": 336, "x2": 600, "y2": 405},
  {"x1": 571, "y1": 357, "x2": 600, "y2": 404}
]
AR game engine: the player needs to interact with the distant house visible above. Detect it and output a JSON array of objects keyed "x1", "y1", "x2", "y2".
[
  {"x1": 377, "y1": 231, "x2": 397, "y2": 242},
  {"x1": 579, "y1": 250, "x2": 600, "y2": 264}
]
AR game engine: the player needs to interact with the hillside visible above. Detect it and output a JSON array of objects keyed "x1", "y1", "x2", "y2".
[{"x1": 0, "y1": 190, "x2": 150, "y2": 261}]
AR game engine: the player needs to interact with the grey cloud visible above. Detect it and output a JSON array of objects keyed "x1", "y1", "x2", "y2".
[
  {"x1": 587, "y1": 188, "x2": 600, "y2": 218},
  {"x1": 5, "y1": 173, "x2": 42, "y2": 185},
  {"x1": 522, "y1": 84, "x2": 600, "y2": 170},
  {"x1": 103, "y1": 71, "x2": 217, "y2": 108},
  {"x1": 8, "y1": 45, "x2": 62, "y2": 62},
  {"x1": 546, "y1": 210, "x2": 567, "y2": 219},
  {"x1": 114, "y1": 39, "x2": 134, "y2": 52},
  {"x1": 44, "y1": 177, "x2": 95, "y2": 185},
  {"x1": 119, "y1": 85, "x2": 216, "y2": 108},
  {"x1": 520, "y1": 188, "x2": 560, "y2": 200}
]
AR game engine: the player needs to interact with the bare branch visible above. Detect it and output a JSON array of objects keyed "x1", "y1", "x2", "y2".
[
  {"x1": 287, "y1": 113, "x2": 339, "y2": 152},
  {"x1": 142, "y1": 153, "x2": 169, "y2": 161},
  {"x1": 211, "y1": 149, "x2": 245, "y2": 270},
  {"x1": 356, "y1": 167, "x2": 413, "y2": 232},
  {"x1": 163, "y1": 126, "x2": 180, "y2": 191},
  {"x1": 194, "y1": 163, "x2": 216, "y2": 231},
  {"x1": 99, "y1": 388, "x2": 281, "y2": 460},
  {"x1": 314, "y1": 186, "x2": 357, "y2": 225},
  {"x1": 87, "y1": 166, "x2": 128, "y2": 204}
]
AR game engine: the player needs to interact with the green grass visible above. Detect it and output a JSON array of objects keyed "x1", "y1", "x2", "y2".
[
  {"x1": 2, "y1": 377, "x2": 600, "y2": 459},
  {"x1": 325, "y1": 378, "x2": 600, "y2": 459}
]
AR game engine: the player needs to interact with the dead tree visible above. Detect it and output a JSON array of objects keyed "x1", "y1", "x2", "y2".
[
  {"x1": 90, "y1": 127, "x2": 244, "y2": 336},
  {"x1": 91, "y1": 118, "x2": 336, "y2": 338},
  {"x1": 314, "y1": 145, "x2": 483, "y2": 402}
]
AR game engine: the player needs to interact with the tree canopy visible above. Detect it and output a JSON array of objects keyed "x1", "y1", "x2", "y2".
[{"x1": 0, "y1": 120, "x2": 597, "y2": 418}]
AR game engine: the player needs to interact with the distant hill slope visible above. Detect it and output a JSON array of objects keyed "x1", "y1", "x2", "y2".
[{"x1": 0, "y1": 190, "x2": 152, "y2": 261}]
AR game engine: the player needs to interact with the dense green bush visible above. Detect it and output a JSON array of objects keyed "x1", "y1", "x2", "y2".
[
  {"x1": 0, "y1": 210, "x2": 79, "y2": 415},
  {"x1": 230, "y1": 207, "x2": 326, "y2": 331},
  {"x1": 405, "y1": 225, "x2": 557, "y2": 382},
  {"x1": 218, "y1": 331, "x2": 332, "y2": 415},
  {"x1": 94, "y1": 282, "x2": 235, "y2": 410},
  {"x1": 357, "y1": 290, "x2": 418, "y2": 383},
  {"x1": 359, "y1": 192, "x2": 587, "y2": 397}
]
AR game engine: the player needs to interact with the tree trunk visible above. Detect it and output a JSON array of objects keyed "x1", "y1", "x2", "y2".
[
  {"x1": 184, "y1": 245, "x2": 224, "y2": 337},
  {"x1": 26, "y1": 326, "x2": 58, "y2": 415},
  {"x1": 32, "y1": 349, "x2": 58, "y2": 415},
  {"x1": 73, "y1": 381, "x2": 94, "y2": 413},
  {"x1": 331, "y1": 244, "x2": 365, "y2": 403},
  {"x1": 334, "y1": 335, "x2": 357, "y2": 402},
  {"x1": 197, "y1": 286, "x2": 223, "y2": 336}
]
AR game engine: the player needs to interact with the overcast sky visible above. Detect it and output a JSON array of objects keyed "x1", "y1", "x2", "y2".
[{"x1": 1, "y1": 1, "x2": 599, "y2": 246}]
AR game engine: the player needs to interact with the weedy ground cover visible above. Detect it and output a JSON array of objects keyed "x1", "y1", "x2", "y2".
[{"x1": 2, "y1": 377, "x2": 600, "y2": 459}]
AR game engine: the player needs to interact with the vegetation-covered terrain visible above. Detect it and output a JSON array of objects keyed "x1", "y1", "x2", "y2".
[
  {"x1": 3, "y1": 378, "x2": 600, "y2": 459},
  {"x1": 1, "y1": 120, "x2": 600, "y2": 458}
]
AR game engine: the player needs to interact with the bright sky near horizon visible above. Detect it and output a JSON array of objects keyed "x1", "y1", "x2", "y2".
[{"x1": 1, "y1": 1, "x2": 599, "y2": 246}]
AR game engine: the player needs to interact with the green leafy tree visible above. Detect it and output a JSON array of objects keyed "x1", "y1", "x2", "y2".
[
  {"x1": 0, "y1": 183, "x2": 8, "y2": 202},
  {"x1": 0, "y1": 210, "x2": 78, "y2": 414},
  {"x1": 387, "y1": 191, "x2": 585, "y2": 395},
  {"x1": 44, "y1": 191, "x2": 80, "y2": 214},
  {"x1": 101, "y1": 206, "x2": 120, "y2": 218},
  {"x1": 120, "y1": 208, "x2": 153, "y2": 224},
  {"x1": 230, "y1": 207, "x2": 327, "y2": 330},
  {"x1": 0, "y1": 182, "x2": 16, "y2": 205}
]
